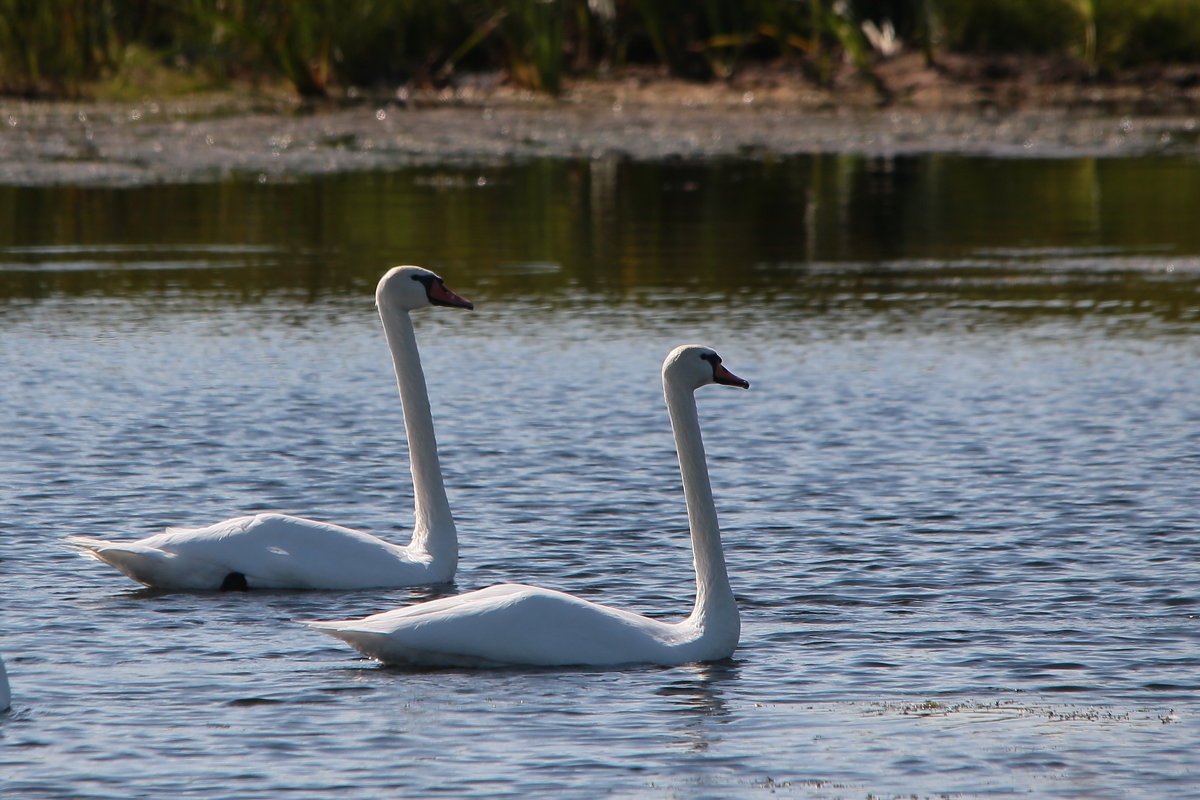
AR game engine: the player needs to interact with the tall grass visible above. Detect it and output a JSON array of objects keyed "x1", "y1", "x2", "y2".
[
  {"x1": 489, "y1": 0, "x2": 567, "y2": 93},
  {"x1": 0, "y1": 0, "x2": 117, "y2": 95},
  {"x1": 937, "y1": 0, "x2": 1200, "y2": 69},
  {"x1": 0, "y1": 0, "x2": 1198, "y2": 99}
]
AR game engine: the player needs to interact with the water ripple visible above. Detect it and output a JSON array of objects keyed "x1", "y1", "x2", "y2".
[{"x1": 4, "y1": 189, "x2": 1200, "y2": 797}]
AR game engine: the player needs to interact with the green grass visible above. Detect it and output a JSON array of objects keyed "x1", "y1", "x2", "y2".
[
  {"x1": 939, "y1": 0, "x2": 1200, "y2": 68},
  {"x1": 0, "y1": 0, "x2": 1197, "y2": 99}
]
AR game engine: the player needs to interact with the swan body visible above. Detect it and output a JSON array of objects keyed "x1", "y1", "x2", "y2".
[
  {"x1": 66, "y1": 266, "x2": 473, "y2": 591},
  {"x1": 65, "y1": 514, "x2": 437, "y2": 591},
  {"x1": 309, "y1": 344, "x2": 749, "y2": 667},
  {"x1": 307, "y1": 583, "x2": 723, "y2": 667}
]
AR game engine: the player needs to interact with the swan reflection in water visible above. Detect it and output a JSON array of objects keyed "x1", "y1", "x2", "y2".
[
  {"x1": 657, "y1": 661, "x2": 741, "y2": 752},
  {"x1": 0, "y1": 654, "x2": 10, "y2": 711}
]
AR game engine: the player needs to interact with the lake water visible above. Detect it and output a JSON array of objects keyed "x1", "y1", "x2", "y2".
[{"x1": 2, "y1": 153, "x2": 1200, "y2": 799}]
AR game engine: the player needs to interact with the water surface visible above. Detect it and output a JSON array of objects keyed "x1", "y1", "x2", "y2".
[{"x1": 2, "y1": 154, "x2": 1199, "y2": 799}]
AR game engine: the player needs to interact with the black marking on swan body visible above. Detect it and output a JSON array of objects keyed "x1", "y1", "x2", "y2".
[{"x1": 220, "y1": 572, "x2": 249, "y2": 591}]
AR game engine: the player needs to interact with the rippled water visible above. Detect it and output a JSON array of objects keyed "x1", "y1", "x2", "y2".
[{"x1": 2, "y1": 155, "x2": 1200, "y2": 799}]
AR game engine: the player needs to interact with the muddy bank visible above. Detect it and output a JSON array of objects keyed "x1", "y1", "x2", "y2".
[{"x1": 2, "y1": 61, "x2": 1199, "y2": 186}]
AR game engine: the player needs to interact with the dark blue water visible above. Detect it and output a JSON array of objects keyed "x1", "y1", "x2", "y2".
[{"x1": 2, "y1": 155, "x2": 1200, "y2": 799}]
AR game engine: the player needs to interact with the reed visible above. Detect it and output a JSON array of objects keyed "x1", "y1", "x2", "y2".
[
  {"x1": 489, "y1": 0, "x2": 568, "y2": 93},
  {"x1": 1095, "y1": 0, "x2": 1200, "y2": 68},
  {"x1": 0, "y1": 0, "x2": 1196, "y2": 99},
  {"x1": 937, "y1": 0, "x2": 1200, "y2": 69},
  {"x1": 0, "y1": 0, "x2": 118, "y2": 95}
]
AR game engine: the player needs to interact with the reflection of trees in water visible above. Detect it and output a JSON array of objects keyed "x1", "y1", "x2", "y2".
[{"x1": 3, "y1": 155, "x2": 1200, "y2": 325}]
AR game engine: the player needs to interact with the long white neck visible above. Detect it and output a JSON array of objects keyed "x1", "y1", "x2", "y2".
[
  {"x1": 378, "y1": 304, "x2": 457, "y2": 566},
  {"x1": 664, "y1": 379, "x2": 738, "y2": 637}
]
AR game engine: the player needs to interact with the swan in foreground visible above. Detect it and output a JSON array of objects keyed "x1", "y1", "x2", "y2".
[
  {"x1": 307, "y1": 344, "x2": 749, "y2": 667},
  {"x1": 65, "y1": 266, "x2": 473, "y2": 590}
]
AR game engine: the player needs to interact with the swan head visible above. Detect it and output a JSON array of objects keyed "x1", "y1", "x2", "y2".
[
  {"x1": 663, "y1": 345, "x2": 750, "y2": 391},
  {"x1": 376, "y1": 266, "x2": 474, "y2": 312}
]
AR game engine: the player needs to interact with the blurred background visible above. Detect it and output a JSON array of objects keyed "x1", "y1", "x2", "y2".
[{"x1": 1, "y1": 0, "x2": 1197, "y2": 98}]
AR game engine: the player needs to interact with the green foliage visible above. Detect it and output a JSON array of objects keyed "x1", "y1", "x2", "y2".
[
  {"x1": 0, "y1": 1, "x2": 1197, "y2": 99},
  {"x1": 0, "y1": 0, "x2": 117, "y2": 95},
  {"x1": 935, "y1": 0, "x2": 1200, "y2": 68},
  {"x1": 487, "y1": 0, "x2": 568, "y2": 93},
  {"x1": 936, "y1": 0, "x2": 1081, "y2": 55},
  {"x1": 1096, "y1": 0, "x2": 1200, "y2": 67}
]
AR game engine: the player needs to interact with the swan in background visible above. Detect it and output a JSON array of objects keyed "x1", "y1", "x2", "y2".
[
  {"x1": 65, "y1": 266, "x2": 473, "y2": 590},
  {"x1": 307, "y1": 344, "x2": 750, "y2": 667},
  {"x1": 1, "y1": 654, "x2": 10, "y2": 710}
]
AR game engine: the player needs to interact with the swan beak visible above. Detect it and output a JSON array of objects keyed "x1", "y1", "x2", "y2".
[
  {"x1": 429, "y1": 281, "x2": 475, "y2": 310},
  {"x1": 713, "y1": 363, "x2": 750, "y2": 389}
]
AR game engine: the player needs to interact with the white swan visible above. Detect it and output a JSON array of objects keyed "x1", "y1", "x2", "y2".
[
  {"x1": 65, "y1": 266, "x2": 473, "y2": 590},
  {"x1": 0, "y1": 654, "x2": 10, "y2": 710},
  {"x1": 307, "y1": 344, "x2": 749, "y2": 667}
]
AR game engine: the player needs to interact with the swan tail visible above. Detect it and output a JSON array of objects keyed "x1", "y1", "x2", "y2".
[
  {"x1": 304, "y1": 622, "x2": 400, "y2": 662},
  {"x1": 304, "y1": 622, "x2": 492, "y2": 666},
  {"x1": 65, "y1": 536, "x2": 125, "y2": 559},
  {"x1": 63, "y1": 536, "x2": 179, "y2": 588}
]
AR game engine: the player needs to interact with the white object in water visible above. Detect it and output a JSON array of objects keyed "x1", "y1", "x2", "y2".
[
  {"x1": 308, "y1": 344, "x2": 749, "y2": 667},
  {"x1": 65, "y1": 266, "x2": 472, "y2": 590}
]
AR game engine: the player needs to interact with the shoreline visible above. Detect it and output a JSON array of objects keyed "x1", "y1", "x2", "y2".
[{"x1": 2, "y1": 57, "x2": 1199, "y2": 187}]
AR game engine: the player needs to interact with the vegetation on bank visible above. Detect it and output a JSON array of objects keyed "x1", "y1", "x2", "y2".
[{"x1": 1, "y1": 0, "x2": 1198, "y2": 99}]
